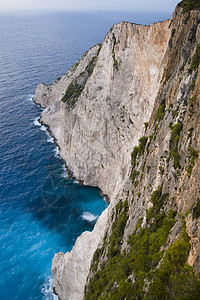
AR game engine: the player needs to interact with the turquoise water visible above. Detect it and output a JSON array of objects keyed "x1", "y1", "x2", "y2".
[{"x1": 0, "y1": 11, "x2": 171, "y2": 299}]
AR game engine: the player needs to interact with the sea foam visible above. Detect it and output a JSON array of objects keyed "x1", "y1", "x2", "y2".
[
  {"x1": 53, "y1": 146, "x2": 60, "y2": 158},
  {"x1": 33, "y1": 117, "x2": 56, "y2": 145},
  {"x1": 82, "y1": 212, "x2": 98, "y2": 222},
  {"x1": 41, "y1": 276, "x2": 58, "y2": 300},
  {"x1": 25, "y1": 94, "x2": 34, "y2": 102},
  {"x1": 73, "y1": 179, "x2": 79, "y2": 184},
  {"x1": 61, "y1": 164, "x2": 68, "y2": 178},
  {"x1": 47, "y1": 136, "x2": 54, "y2": 143},
  {"x1": 33, "y1": 117, "x2": 41, "y2": 126},
  {"x1": 40, "y1": 125, "x2": 47, "y2": 131}
]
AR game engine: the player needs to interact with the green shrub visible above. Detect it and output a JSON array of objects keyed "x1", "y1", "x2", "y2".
[
  {"x1": 130, "y1": 169, "x2": 140, "y2": 184},
  {"x1": 131, "y1": 146, "x2": 139, "y2": 169},
  {"x1": 135, "y1": 217, "x2": 142, "y2": 231},
  {"x1": 112, "y1": 33, "x2": 119, "y2": 71},
  {"x1": 155, "y1": 99, "x2": 166, "y2": 122},
  {"x1": 131, "y1": 136, "x2": 147, "y2": 169},
  {"x1": 169, "y1": 122, "x2": 183, "y2": 169},
  {"x1": 169, "y1": 122, "x2": 182, "y2": 146},
  {"x1": 188, "y1": 127, "x2": 194, "y2": 139},
  {"x1": 147, "y1": 221, "x2": 200, "y2": 299},
  {"x1": 138, "y1": 136, "x2": 148, "y2": 155},
  {"x1": 171, "y1": 148, "x2": 181, "y2": 169},
  {"x1": 193, "y1": 198, "x2": 200, "y2": 219},
  {"x1": 172, "y1": 107, "x2": 179, "y2": 117},
  {"x1": 147, "y1": 165, "x2": 151, "y2": 173},
  {"x1": 187, "y1": 146, "x2": 199, "y2": 177},
  {"x1": 108, "y1": 200, "x2": 128, "y2": 258},
  {"x1": 189, "y1": 96, "x2": 197, "y2": 103},
  {"x1": 144, "y1": 122, "x2": 149, "y2": 131},
  {"x1": 130, "y1": 137, "x2": 147, "y2": 184},
  {"x1": 190, "y1": 44, "x2": 200, "y2": 71},
  {"x1": 113, "y1": 57, "x2": 119, "y2": 70}
]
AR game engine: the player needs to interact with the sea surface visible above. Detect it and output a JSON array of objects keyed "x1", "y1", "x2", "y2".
[{"x1": 0, "y1": 10, "x2": 171, "y2": 299}]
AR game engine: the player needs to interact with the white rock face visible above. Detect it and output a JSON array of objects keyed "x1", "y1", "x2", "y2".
[{"x1": 34, "y1": 20, "x2": 171, "y2": 300}]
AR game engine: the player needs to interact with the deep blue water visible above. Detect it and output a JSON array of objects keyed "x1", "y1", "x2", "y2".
[{"x1": 0, "y1": 10, "x2": 171, "y2": 299}]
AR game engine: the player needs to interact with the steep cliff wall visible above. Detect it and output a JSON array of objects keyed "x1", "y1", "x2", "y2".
[
  {"x1": 85, "y1": 5, "x2": 200, "y2": 299},
  {"x1": 34, "y1": 3, "x2": 200, "y2": 300}
]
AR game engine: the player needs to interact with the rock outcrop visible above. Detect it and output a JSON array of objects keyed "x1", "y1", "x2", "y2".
[{"x1": 34, "y1": 2, "x2": 200, "y2": 299}]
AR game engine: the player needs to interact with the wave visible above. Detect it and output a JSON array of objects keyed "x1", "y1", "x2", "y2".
[
  {"x1": 61, "y1": 164, "x2": 68, "y2": 178},
  {"x1": 33, "y1": 117, "x2": 59, "y2": 156},
  {"x1": 40, "y1": 125, "x2": 47, "y2": 131},
  {"x1": 33, "y1": 117, "x2": 41, "y2": 126},
  {"x1": 41, "y1": 275, "x2": 58, "y2": 300},
  {"x1": 24, "y1": 94, "x2": 43, "y2": 109},
  {"x1": 25, "y1": 94, "x2": 34, "y2": 102},
  {"x1": 81, "y1": 212, "x2": 98, "y2": 222},
  {"x1": 53, "y1": 146, "x2": 60, "y2": 158},
  {"x1": 47, "y1": 136, "x2": 54, "y2": 143}
]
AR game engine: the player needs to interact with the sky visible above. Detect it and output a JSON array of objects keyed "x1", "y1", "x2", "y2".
[{"x1": 0, "y1": 0, "x2": 180, "y2": 13}]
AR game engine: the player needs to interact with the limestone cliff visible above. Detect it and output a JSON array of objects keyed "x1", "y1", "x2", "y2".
[
  {"x1": 34, "y1": 2, "x2": 200, "y2": 299},
  {"x1": 34, "y1": 20, "x2": 170, "y2": 200}
]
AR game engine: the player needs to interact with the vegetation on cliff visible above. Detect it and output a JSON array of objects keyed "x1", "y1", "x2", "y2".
[
  {"x1": 61, "y1": 44, "x2": 101, "y2": 109},
  {"x1": 85, "y1": 187, "x2": 200, "y2": 299},
  {"x1": 178, "y1": 0, "x2": 200, "y2": 12},
  {"x1": 190, "y1": 44, "x2": 200, "y2": 71}
]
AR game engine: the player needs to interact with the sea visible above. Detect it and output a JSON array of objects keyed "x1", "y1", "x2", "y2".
[{"x1": 0, "y1": 10, "x2": 171, "y2": 299}]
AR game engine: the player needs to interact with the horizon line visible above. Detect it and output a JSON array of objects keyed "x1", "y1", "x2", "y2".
[{"x1": 0, "y1": 8, "x2": 174, "y2": 15}]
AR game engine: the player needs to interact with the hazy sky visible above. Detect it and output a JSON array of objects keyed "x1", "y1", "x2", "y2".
[{"x1": 0, "y1": 0, "x2": 180, "y2": 13}]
